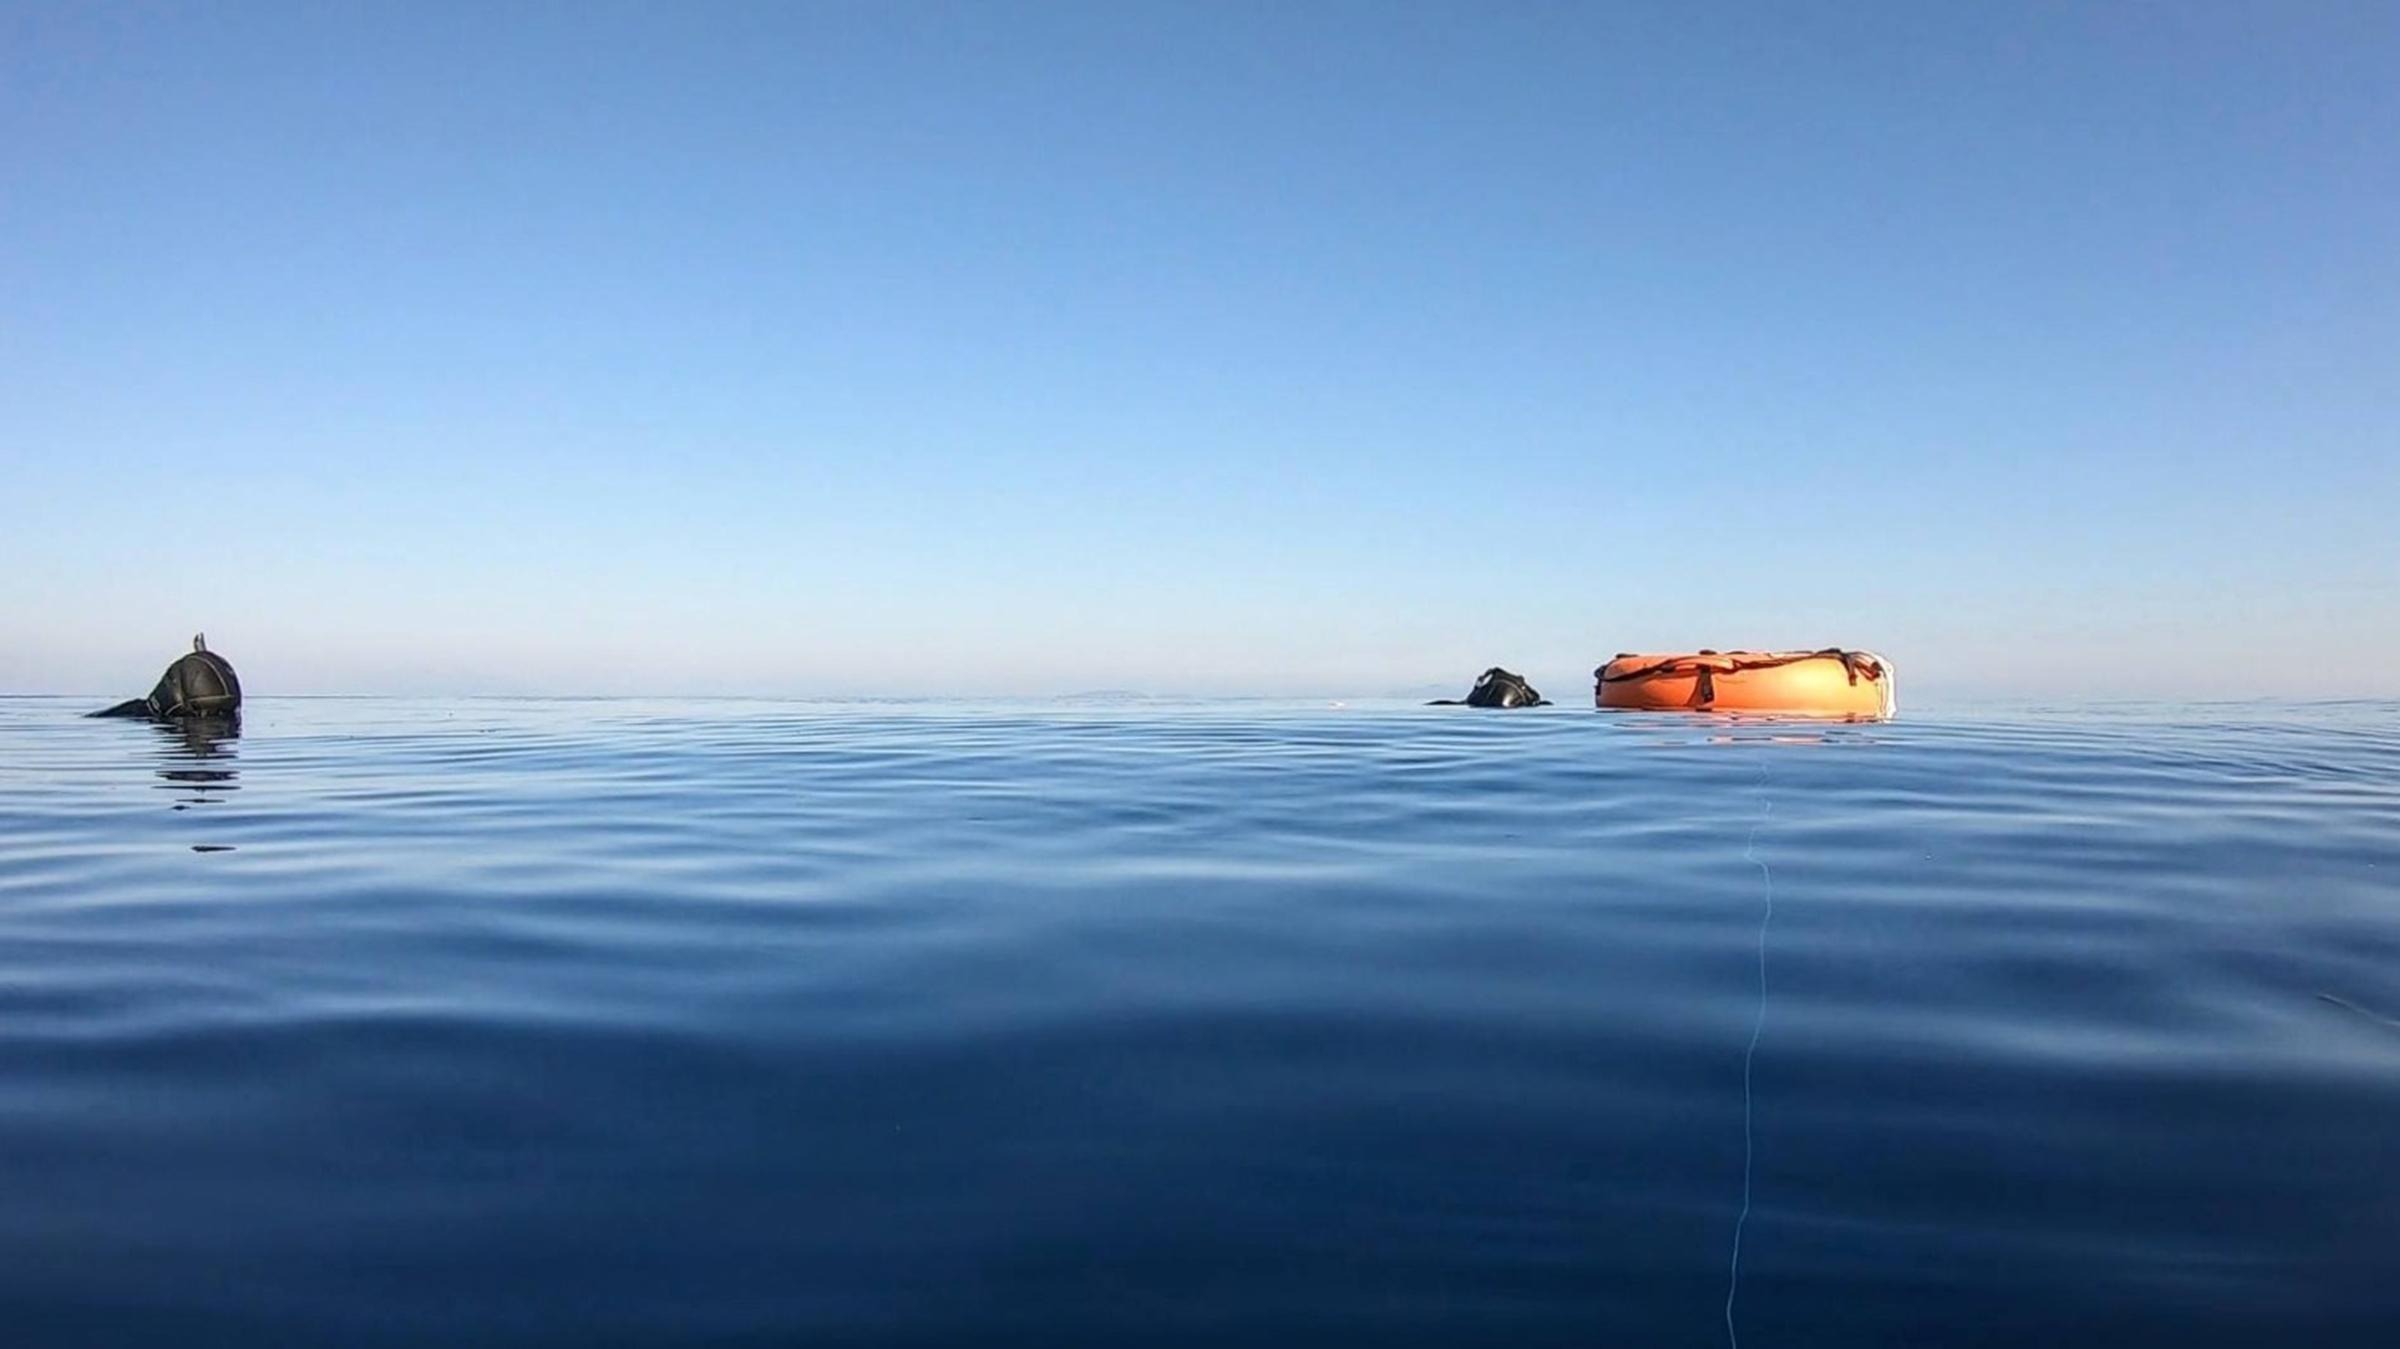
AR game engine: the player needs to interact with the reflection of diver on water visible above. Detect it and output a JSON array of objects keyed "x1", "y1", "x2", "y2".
[
  {"x1": 156, "y1": 714, "x2": 239, "y2": 760},
  {"x1": 154, "y1": 716, "x2": 240, "y2": 808}
]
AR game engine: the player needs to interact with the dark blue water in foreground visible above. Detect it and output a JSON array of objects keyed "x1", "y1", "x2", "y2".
[{"x1": 3, "y1": 697, "x2": 2396, "y2": 1345}]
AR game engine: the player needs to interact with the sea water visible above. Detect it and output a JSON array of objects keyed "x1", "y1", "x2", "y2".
[{"x1": 2, "y1": 696, "x2": 2394, "y2": 1346}]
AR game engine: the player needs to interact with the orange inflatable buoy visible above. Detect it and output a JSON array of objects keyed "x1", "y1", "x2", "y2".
[{"x1": 1595, "y1": 649, "x2": 1895, "y2": 718}]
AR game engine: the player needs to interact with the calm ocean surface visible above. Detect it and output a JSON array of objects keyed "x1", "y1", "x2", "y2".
[{"x1": 2, "y1": 696, "x2": 2395, "y2": 1346}]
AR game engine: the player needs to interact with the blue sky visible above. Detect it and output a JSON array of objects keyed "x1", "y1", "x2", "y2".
[{"x1": 6, "y1": 2, "x2": 2394, "y2": 699}]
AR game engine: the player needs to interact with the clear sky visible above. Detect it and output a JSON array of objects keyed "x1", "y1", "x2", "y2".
[{"x1": 6, "y1": 2, "x2": 2395, "y2": 699}]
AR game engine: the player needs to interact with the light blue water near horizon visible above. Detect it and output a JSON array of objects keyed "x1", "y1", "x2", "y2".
[{"x1": 2, "y1": 696, "x2": 2396, "y2": 1345}]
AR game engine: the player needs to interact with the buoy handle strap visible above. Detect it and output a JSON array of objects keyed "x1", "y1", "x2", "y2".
[{"x1": 1596, "y1": 649, "x2": 1886, "y2": 685}]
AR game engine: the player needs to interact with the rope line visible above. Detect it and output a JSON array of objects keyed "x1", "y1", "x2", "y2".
[{"x1": 1724, "y1": 757, "x2": 1774, "y2": 1349}]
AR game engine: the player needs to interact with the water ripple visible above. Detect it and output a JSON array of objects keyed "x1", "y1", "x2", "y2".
[{"x1": 1, "y1": 696, "x2": 2395, "y2": 1345}]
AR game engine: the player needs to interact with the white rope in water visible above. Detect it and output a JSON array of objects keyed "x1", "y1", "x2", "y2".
[{"x1": 1724, "y1": 756, "x2": 1774, "y2": 1349}]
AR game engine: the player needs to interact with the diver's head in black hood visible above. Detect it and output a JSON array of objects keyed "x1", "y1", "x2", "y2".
[
  {"x1": 91, "y1": 634, "x2": 242, "y2": 722},
  {"x1": 1429, "y1": 667, "x2": 1548, "y2": 708}
]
